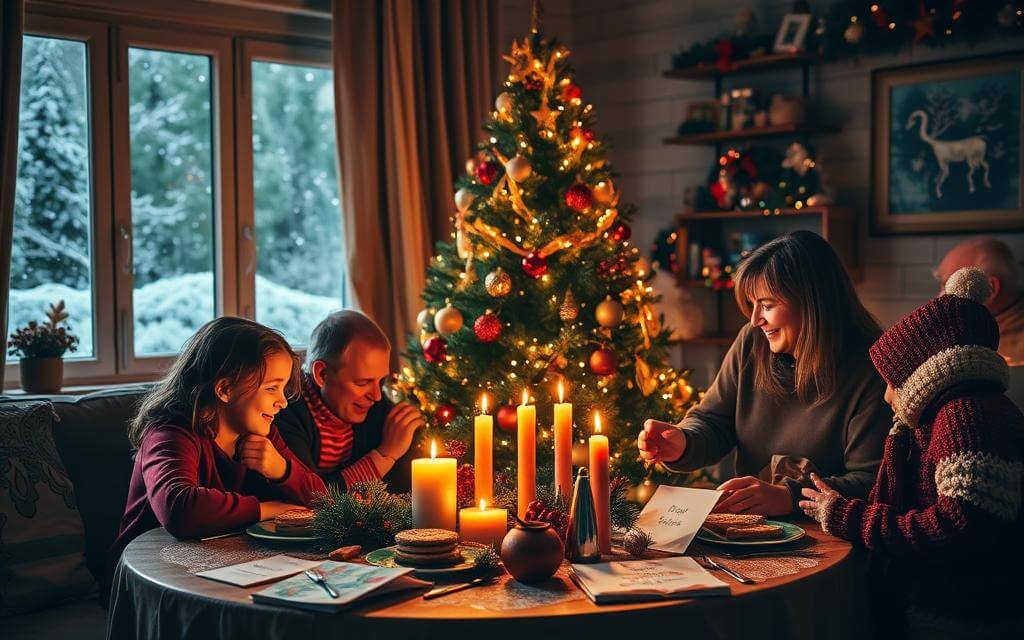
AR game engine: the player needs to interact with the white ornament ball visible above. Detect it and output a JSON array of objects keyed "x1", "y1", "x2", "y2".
[
  {"x1": 844, "y1": 21, "x2": 865, "y2": 44},
  {"x1": 505, "y1": 155, "x2": 532, "y2": 182},
  {"x1": 596, "y1": 296, "x2": 625, "y2": 328},
  {"x1": 454, "y1": 188, "x2": 475, "y2": 211},
  {"x1": 417, "y1": 308, "x2": 434, "y2": 328},
  {"x1": 495, "y1": 91, "x2": 513, "y2": 113},
  {"x1": 944, "y1": 267, "x2": 992, "y2": 304},
  {"x1": 434, "y1": 304, "x2": 464, "y2": 335}
]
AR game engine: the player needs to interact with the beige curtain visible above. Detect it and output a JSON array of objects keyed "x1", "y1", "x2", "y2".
[
  {"x1": 332, "y1": 0, "x2": 500, "y2": 356},
  {"x1": 0, "y1": 1, "x2": 25, "y2": 387}
]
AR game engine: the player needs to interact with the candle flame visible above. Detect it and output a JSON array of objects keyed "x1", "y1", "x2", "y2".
[
  {"x1": 480, "y1": 499, "x2": 486, "y2": 510},
  {"x1": 594, "y1": 411, "x2": 602, "y2": 434},
  {"x1": 481, "y1": 393, "x2": 489, "y2": 413},
  {"x1": 430, "y1": 439, "x2": 437, "y2": 458},
  {"x1": 521, "y1": 389, "x2": 529, "y2": 406},
  {"x1": 557, "y1": 380, "x2": 564, "y2": 403}
]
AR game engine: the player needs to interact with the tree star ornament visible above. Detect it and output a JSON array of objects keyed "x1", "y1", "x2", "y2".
[
  {"x1": 910, "y1": 9, "x2": 935, "y2": 42},
  {"x1": 530, "y1": 101, "x2": 558, "y2": 131}
]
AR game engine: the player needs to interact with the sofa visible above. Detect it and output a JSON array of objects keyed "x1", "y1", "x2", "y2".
[{"x1": 1, "y1": 386, "x2": 149, "y2": 640}]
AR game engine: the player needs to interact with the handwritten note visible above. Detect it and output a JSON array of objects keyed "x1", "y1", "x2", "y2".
[
  {"x1": 634, "y1": 485, "x2": 722, "y2": 554},
  {"x1": 196, "y1": 555, "x2": 324, "y2": 587}
]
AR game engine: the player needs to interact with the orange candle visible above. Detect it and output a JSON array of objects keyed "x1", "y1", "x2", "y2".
[
  {"x1": 474, "y1": 393, "x2": 493, "y2": 504},
  {"x1": 553, "y1": 381, "x2": 573, "y2": 499},
  {"x1": 589, "y1": 412, "x2": 611, "y2": 554},
  {"x1": 411, "y1": 439, "x2": 457, "y2": 530},
  {"x1": 459, "y1": 499, "x2": 507, "y2": 549},
  {"x1": 517, "y1": 389, "x2": 536, "y2": 519}
]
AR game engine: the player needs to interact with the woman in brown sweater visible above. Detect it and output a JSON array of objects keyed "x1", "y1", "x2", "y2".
[{"x1": 638, "y1": 231, "x2": 891, "y2": 515}]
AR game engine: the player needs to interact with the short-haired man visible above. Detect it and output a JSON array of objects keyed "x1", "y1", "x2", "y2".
[
  {"x1": 275, "y1": 310, "x2": 424, "y2": 492},
  {"x1": 936, "y1": 237, "x2": 1024, "y2": 365}
]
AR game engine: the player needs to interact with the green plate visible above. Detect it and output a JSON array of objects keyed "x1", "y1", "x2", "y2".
[
  {"x1": 245, "y1": 520, "x2": 322, "y2": 543},
  {"x1": 365, "y1": 544, "x2": 490, "y2": 577},
  {"x1": 695, "y1": 520, "x2": 805, "y2": 546}
]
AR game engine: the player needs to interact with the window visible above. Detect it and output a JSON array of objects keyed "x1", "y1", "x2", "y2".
[
  {"x1": 250, "y1": 59, "x2": 344, "y2": 345},
  {"x1": 6, "y1": 9, "x2": 340, "y2": 387},
  {"x1": 9, "y1": 35, "x2": 94, "y2": 360}
]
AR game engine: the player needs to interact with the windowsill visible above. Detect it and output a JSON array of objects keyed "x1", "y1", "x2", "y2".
[{"x1": 3, "y1": 380, "x2": 155, "y2": 396}]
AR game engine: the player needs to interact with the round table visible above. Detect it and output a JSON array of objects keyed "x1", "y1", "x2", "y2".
[{"x1": 107, "y1": 523, "x2": 870, "y2": 640}]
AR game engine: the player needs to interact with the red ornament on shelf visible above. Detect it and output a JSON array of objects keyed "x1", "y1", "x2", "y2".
[
  {"x1": 588, "y1": 347, "x2": 618, "y2": 376},
  {"x1": 474, "y1": 312, "x2": 502, "y2": 342},
  {"x1": 496, "y1": 404, "x2": 519, "y2": 432},
  {"x1": 423, "y1": 336, "x2": 447, "y2": 363},
  {"x1": 561, "y1": 83, "x2": 582, "y2": 102},
  {"x1": 475, "y1": 160, "x2": 500, "y2": 186},
  {"x1": 610, "y1": 222, "x2": 632, "y2": 242},
  {"x1": 434, "y1": 403, "x2": 457, "y2": 425},
  {"x1": 522, "y1": 251, "x2": 548, "y2": 279},
  {"x1": 564, "y1": 183, "x2": 593, "y2": 212}
]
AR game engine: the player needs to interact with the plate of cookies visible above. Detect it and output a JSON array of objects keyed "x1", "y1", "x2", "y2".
[
  {"x1": 245, "y1": 508, "x2": 322, "y2": 543},
  {"x1": 696, "y1": 514, "x2": 805, "y2": 546},
  {"x1": 364, "y1": 528, "x2": 491, "y2": 577}
]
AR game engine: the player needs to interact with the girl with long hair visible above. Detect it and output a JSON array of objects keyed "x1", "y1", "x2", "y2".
[
  {"x1": 112, "y1": 317, "x2": 326, "y2": 561},
  {"x1": 638, "y1": 230, "x2": 891, "y2": 515}
]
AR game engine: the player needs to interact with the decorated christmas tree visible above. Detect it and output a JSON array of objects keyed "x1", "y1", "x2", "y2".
[{"x1": 394, "y1": 18, "x2": 694, "y2": 489}]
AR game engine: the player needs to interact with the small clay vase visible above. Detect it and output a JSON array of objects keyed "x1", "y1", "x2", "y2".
[
  {"x1": 19, "y1": 356, "x2": 63, "y2": 394},
  {"x1": 500, "y1": 519, "x2": 564, "y2": 584}
]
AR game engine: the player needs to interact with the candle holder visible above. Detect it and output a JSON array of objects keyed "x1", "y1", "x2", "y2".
[{"x1": 565, "y1": 468, "x2": 600, "y2": 563}]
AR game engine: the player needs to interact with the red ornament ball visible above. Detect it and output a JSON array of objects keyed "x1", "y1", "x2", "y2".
[
  {"x1": 522, "y1": 251, "x2": 548, "y2": 279},
  {"x1": 475, "y1": 160, "x2": 500, "y2": 186},
  {"x1": 561, "y1": 83, "x2": 582, "y2": 101},
  {"x1": 588, "y1": 347, "x2": 618, "y2": 376},
  {"x1": 496, "y1": 404, "x2": 519, "y2": 433},
  {"x1": 565, "y1": 183, "x2": 593, "y2": 212},
  {"x1": 423, "y1": 335, "x2": 447, "y2": 363},
  {"x1": 434, "y1": 404, "x2": 457, "y2": 425},
  {"x1": 474, "y1": 313, "x2": 502, "y2": 342},
  {"x1": 610, "y1": 222, "x2": 632, "y2": 242}
]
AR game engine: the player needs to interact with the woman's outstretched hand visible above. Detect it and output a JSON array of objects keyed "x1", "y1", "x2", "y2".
[
  {"x1": 713, "y1": 476, "x2": 794, "y2": 516},
  {"x1": 637, "y1": 419, "x2": 686, "y2": 464}
]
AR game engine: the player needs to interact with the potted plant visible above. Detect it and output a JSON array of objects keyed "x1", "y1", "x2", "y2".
[{"x1": 7, "y1": 300, "x2": 79, "y2": 393}]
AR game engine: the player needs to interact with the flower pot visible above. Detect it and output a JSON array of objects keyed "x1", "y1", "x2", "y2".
[{"x1": 19, "y1": 357, "x2": 64, "y2": 394}]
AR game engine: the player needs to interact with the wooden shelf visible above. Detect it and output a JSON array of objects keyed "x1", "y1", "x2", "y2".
[
  {"x1": 676, "y1": 206, "x2": 849, "y2": 221},
  {"x1": 663, "y1": 52, "x2": 822, "y2": 80},
  {"x1": 663, "y1": 123, "x2": 840, "y2": 146}
]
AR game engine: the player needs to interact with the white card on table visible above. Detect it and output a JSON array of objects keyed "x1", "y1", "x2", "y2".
[
  {"x1": 197, "y1": 555, "x2": 324, "y2": 587},
  {"x1": 633, "y1": 485, "x2": 722, "y2": 554}
]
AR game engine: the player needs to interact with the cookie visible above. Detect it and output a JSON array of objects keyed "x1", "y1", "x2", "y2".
[
  {"x1": 394, "y1": 528, "x2": 460, "y2": 548},
  {"x1": 724, "y1": 524, "x2": 784, "y2": 540},
  {"x1": 394, "y1": 548, "x2": 464, "y2": 567},
  {"x1": 702, "y1": 514, "x2": 766, "y2": 535},
  {"x1": 274, "y1": 507, "x2": 316, "y2": 529}
]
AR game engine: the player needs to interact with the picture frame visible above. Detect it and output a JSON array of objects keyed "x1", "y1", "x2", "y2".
[
  {"x1": 871, "y1": 53, "x2": 1024, "y2": 235},
  {"x1": 773, "y1": 14, "x2": 811, "y2": 54}
]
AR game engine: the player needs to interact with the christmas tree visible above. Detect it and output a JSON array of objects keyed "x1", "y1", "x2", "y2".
[{"x1": 394, "y1": 19, "x2": 694, "y2": 488}]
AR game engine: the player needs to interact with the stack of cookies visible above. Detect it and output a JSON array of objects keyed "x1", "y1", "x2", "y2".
[
  {"x1": 702, "y1": 514, "x2": 783, "y2": 540},
  {"x1": 394, "y1": 529, "x2": 463, "y2": 567},
  {"x1": 273, "y1": 507, "x2": 316, "y2": 530}
]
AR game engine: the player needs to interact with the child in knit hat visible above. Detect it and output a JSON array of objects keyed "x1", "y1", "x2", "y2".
[{"x1": 800, "y1": 267, "x2": 1024, "y2": 639}]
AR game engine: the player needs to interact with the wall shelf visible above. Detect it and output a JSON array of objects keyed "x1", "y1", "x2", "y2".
[
  {"x1": 664, "y1": 123, "x2": 840, "y2": 146},
  {"x1": 662, "y1": 52, "x2": 823, "y2": 81}
]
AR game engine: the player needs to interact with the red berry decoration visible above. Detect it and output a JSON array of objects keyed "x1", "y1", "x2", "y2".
[
  {"x1": 475, "y1": 160, "x2": 500, "y2": 186},
  {"x1": 561, "y1": 83, "x2": 582, "y2": 101},
  {"x1": 588, "y1": 347, "x2": 618, "y2": 376},
  {"x1": 496, "y1": 404, "x2": 519, "y2": 433},
  {"x1": 423, "y1": 335, "x2": 447, "y2": 363},
  {"x1": 564, "y1": 183, "x2": 593, "y2": 212},
  {"x1": 521, "y1": 251, "x2": 548, "y2": 279},
  {"x1": 434, "y1": 403, "x2": 457, "y2": 425},
  {"x1": 457, "y1": 463, "x2": 475, "y2": 507},
  {"x1": 610, "y1": 222, "x2": 632, "y2": 242},
  {"x1": 445, "y1": 439, "x2": 467, "y2": 459},
  {"x1": 474, "y1": 312, "x2": 502, "y2": 342}
]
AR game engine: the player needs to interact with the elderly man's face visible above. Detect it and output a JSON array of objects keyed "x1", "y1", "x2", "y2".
[{"x1": 312, "y1": 339, "x2": 390, "y2": 424}]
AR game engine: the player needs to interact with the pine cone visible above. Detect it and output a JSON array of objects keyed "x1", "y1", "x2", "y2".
[
  {"x1": 623, "y1": 528, "x2": 653, "y2": 557},
  {"x1": 559, "y1": 290, "x2": 579, "y2": 321}
]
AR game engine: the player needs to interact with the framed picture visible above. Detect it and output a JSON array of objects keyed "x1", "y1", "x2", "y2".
[
  {"x1": 872, "y1": 53, "x2": 1023, "y2": 234},
  {"x1": 773, "y1": 14, "x2": 811, "y2": 54}
]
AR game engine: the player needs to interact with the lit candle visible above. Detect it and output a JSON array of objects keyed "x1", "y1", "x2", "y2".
[
  {"x1": 411, "y1": 439, "x2": 457, "y2": 530},
  {"x1": 589, "y1": 412, "x2": 611, "y2": 554},
  {"x1": 517, "y1": 389, "x2": 536, "y2": 519},
  {"x1": 553, "y1": 381, "x2": 573, "y2": 499},
  {"x1": 459, "y1": 499, "x2": 508, "y2": 549},
  {"x1": 475, "y1": 393, "x2": 493, "y2": 504}
]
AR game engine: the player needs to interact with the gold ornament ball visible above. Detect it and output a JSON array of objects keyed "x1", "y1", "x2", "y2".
[
  {"x1": 485, "y1": 268, "x2": 512, "y2": 298},
  {"x1": 596, "y1": 296, "x2": 624, "y2": 327},
  {"x1": 454, "y1": 187, "x2": 475, "y2": 211},
  {"x1": 434, "y1": 304, "x2": 464, "y2": 335},
  {"x1": 593, "y1": 180, "x2": 615, "y2": 204},
  {"x1": 495, "y1": 91, "x2": 513, "y2": 113},
  {"x1": 505, "y1": 155, "x2": 532, "y2": 182},
  {"x1": 417, "y1": 308, "x2": 434, "y2": 328}
]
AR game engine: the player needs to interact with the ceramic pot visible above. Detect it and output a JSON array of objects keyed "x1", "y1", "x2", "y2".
[
  {"x1": 500, "y1": 520, "x2": 564, "y2": 583},
  {"x1": 19, "y1": 357, "x2": 63, "y2": 393}
]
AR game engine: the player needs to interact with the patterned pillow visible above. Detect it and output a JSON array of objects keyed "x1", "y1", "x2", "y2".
[{"x1": 0, "y1": 401, "x2": 96, "y2": 615}]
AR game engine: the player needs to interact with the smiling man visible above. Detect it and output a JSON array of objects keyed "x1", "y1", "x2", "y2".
[{"x1": 275, "y1": 311, "x2": 425, "y2": 493}]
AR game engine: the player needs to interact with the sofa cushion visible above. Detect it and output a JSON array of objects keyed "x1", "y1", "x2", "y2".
[
  {"x1": 0, "y1": 401, "x2": 96, "y2": 615},
  {"x1": 46, "y1": 387, "x2": 147, "y2": 591},
  {"x1": 8, "y1": 595, "x2": 106, "y2": 639}
]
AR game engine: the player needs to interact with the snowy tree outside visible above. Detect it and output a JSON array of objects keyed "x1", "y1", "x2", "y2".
[{"x1": 8, "y1": 38, "x2": 349, "y2": 362}]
